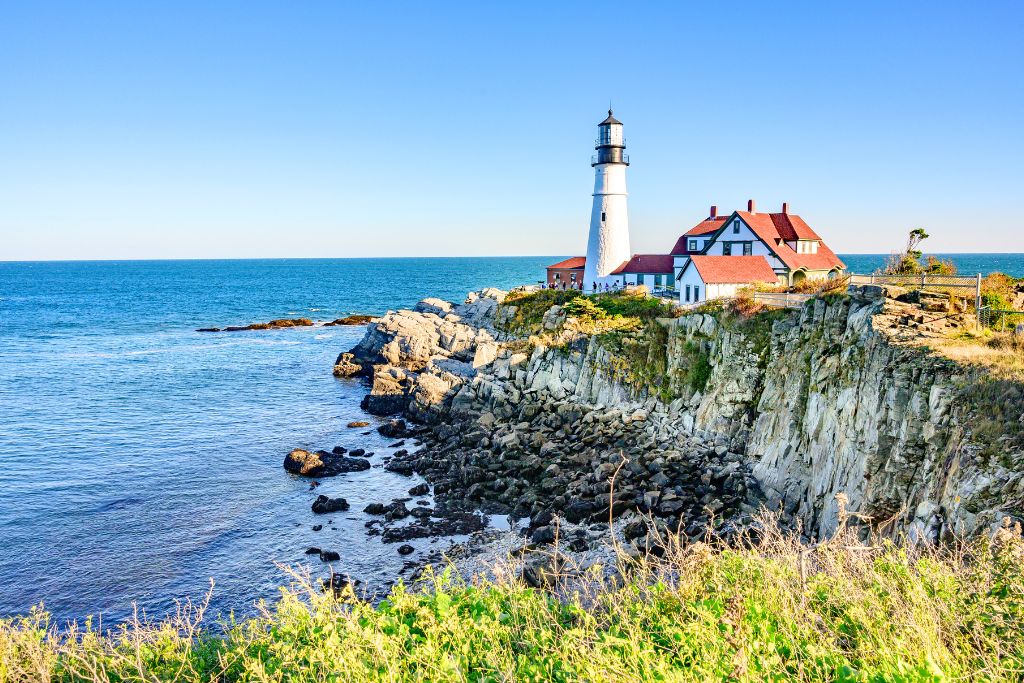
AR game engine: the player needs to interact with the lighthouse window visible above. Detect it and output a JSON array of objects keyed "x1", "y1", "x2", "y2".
[{"x1": 601, "y1": 212, "x2": 606, "y2": 222}]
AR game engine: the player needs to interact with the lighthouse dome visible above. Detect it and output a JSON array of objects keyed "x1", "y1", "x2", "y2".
[{"x1": 599, "y1": 109, "x2": 622, "y2": 125}]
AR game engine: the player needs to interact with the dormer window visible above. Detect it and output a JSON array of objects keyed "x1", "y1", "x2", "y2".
[{"x1": 688, "y1": 239, "x2": 697, "y2": 252}]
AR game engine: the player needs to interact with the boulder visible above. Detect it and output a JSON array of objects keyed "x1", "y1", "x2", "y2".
[
  {"x1": 378, "y1": 419, "x2": 412, "y2": 438},
  {"x1": 311, "y1": 495, "x2": 349, "y2": 514},
  {"x1": 333, "y1": 352, "x2": 364, "y2": 377},
  {"x1": 319, "y1": 550, "x2": 341, "y2": 562},
  {"x1": 284, "y1": 449, "x2": 371, "y2": 477}
]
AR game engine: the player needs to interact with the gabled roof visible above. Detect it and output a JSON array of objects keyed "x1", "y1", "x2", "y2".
[
  {"x1": 684, "y1": 217, "x2": 727, "y2": 237},
  {"x1": 670, "y1": 217, "x2": 726, "y2": 254},
  {"x1": 611, "y1": 254, "x2": 674, "y2": 275},
  {"x1": 708, "y1": 211, "x2": 845, "y2": 272},
  {"x1": 547, "y1": 256, "x2": 586, "y2": 270},
  {"x1": 686, "y1": 255, "x2": 779, "y2": 284}
]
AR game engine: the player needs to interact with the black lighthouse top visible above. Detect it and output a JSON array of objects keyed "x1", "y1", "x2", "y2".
[{"x1": 593, "y1": 109, "x2": 628, "y2": 166}]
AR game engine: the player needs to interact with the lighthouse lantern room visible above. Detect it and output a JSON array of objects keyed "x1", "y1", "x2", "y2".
[{"x1": 582, "y1": 109, "x2": 632, "y2": 291}]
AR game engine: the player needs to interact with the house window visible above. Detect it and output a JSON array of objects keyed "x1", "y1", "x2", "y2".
[
  {"x1": 743, "y1": 242, "x2": 752, "y2": 256},
  {"x1": 723, "y1": 243, "x2": 732, "y2": 256},
  {"x1": 654, "y1": 274, "x2": 663, "y2": 287},
  {"x1": 570, "y1": 272, "x2": 576, "y2": 282},
  {"x1": 685, "y1": 285, "x2": 691, "y2": 302},
  {"x1": 688, "y1": 239, "x2": 697, "y2": 252},
  {"x1": 733, "y1": 220, "x2": 740, "y2": 234},
  {"x1": 694, "y1": 286, "x2": 700, "y2": 301}
]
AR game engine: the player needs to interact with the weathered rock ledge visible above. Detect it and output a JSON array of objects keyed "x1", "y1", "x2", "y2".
[{"x1": 336, "y1": 286, "x2": 1024, "y2": 548}]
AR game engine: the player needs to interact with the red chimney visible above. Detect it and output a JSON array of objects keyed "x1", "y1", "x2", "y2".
[
  {"x1": 782, "y1": 202, "x2": 789, "y2": 215},
  {"x1": 747, "y1": 199, "x2": 756, "y2": 213},
  {"x1": 709, "y1": 205, "x2": 718, "y2": 219}
]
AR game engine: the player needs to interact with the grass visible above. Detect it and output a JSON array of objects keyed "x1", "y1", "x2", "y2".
[
  {"x1": 2, "y1": 517, "x2": 1023, "y2": 682},
  {"x1": 497, "y1": 289, "x2": 583, "y2": 333}
]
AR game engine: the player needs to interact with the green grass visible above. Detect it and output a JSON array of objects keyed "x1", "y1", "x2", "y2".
[
  {"x1": 497, "y1": 289, "x2": 583, "y2": 333},
  {"x1": 3, "y1": 522, "x2": 1023, "y2": 682}
]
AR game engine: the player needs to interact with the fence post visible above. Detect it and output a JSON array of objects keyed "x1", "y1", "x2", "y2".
[{"x1": 975, "y1": 273, "x2": 982, "y2": 331}]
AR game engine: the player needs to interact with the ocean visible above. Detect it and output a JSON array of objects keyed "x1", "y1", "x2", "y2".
[{"x1": 0, "y1": 254, "x2": 1020, "y2": 623}]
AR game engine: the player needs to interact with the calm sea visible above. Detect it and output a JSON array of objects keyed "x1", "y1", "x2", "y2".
[{"x1": 0, "y1": 254, "x2": 1020, "y2": 623}]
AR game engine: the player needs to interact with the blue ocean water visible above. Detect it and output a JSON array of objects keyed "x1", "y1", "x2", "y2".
[
  {"x1": 0, "y1": 254, "x2": 1020, "y2": 624},
  {"x1": 0, "y1": 258, "x2": 550, "y2": 624}
]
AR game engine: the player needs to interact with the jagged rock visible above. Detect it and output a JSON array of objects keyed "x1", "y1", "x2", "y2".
[
  {"x1": 408, "y1": 483, "x2": 430, "y2": 496},
  {"x1": 378, "y1": 419, "x2": 412, "y2": 438},
  {"x1": 324, "y1": 315, "x2": 374, "y2": 326},
  {"x1": 284, "y1": 449, "x2": 371, "y2": 477},
  {"x1": 311, "y1": 495, "x2": 349, "y2": 514},
  {"x1": 364, "y1": 502, "x2": 386, "y2": 515},
  {"x1": 333, "y1": 353, "x2": 363, "y2": 377},
  {"x1": 202, "y1": 318, "x2": 313, "y2": 332}
]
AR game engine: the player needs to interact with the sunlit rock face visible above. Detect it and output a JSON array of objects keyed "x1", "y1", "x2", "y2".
[{"x1": 341, "y1": 287, "x2": 1024, "y2": 540}]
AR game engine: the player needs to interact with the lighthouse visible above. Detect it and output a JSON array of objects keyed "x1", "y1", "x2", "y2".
[{"x1": 582, "y1": 109, "x2": 631, "y2": 291}]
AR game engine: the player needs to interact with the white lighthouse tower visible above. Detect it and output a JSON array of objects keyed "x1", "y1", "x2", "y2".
[{"x1": 583, "y1": 109, "x2": 631, "y2": 291}]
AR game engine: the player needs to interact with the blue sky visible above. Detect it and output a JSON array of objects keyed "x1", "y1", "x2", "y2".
[{"x1": 1, "y1": 1, "x2": 1021, "y2": 260}]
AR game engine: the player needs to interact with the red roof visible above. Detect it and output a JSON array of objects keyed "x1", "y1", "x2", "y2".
[
  {"x1": 547, "y1": 256, "x2": 586, "y2": 270},
  {"x1": 688, "y1": 255, "x2": 779, "y2": 284},
  {"x1": 727, "y1": 211, "x2": 844, "y2": 272},
  {"x1": 611, "y1": 254, "x2": 674, "y2": 274},
  {"x1": 670, "y1": 218, "x2": 726, "y2": 254},
  {"x1": 684, "y1": 217, "x2": 727, "y2": 237}
]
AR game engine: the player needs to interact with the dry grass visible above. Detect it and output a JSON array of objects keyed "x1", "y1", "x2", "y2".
[
  {"x1": 925, "y1": 330, "x2": 1024, "y2": 379},
  {"x1": 2, "y1": 511, "x2": 1023, "y2": 682}
]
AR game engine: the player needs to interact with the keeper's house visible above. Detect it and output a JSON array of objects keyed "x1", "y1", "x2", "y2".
[
  {"x1": 670, "y1": 200, "x2": 845, "y2": 304},
  {"x1": 546, "y1": 199, "x2": 845, "y2": 304}
]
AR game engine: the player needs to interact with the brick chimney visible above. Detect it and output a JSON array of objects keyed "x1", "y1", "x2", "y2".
[
  {"x1": 709, "y1": 205, "x2": 718, "y2": 219},
  {"x1": 782, "y1": 202, "x2": 789, "y2": 215},
  {"x1": 747, "y1": 199, "x2": 756, "y2": 213}
]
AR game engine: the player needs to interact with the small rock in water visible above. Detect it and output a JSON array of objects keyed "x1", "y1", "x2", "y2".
[
  {"x1": 347, "y1": 421, "x2": 370, "y2": 428},
  {"x1": 408, "y1": 483, "x2": 430, "y2": 496},
  {"x1": 312, "y1": 495, "x2": 349, "y2": 514},
  {"x1": 331, "y1": 446, "x2": 348, "y2": 455},
  {"x1": 304, "y1": 547, "x2": 321, "y2": 555},
  {"x1": 378, "y1": 419, "x2": 411, "y2": 438},
  {"x1": 312, "y1": 524, "x2": 323, "y2": 531},
  {"x1": 349, "y1": 448, "x2": 367, "y2": 457},
  {"x1": 397, "y1": 544, "x2": 415, "y2": 555},
  {"x1": 319, "y1": 550, "x2": 341, "y2": 562},
  {"x1": 364, "y1": 502, "x2": 386, "y2": 515}
]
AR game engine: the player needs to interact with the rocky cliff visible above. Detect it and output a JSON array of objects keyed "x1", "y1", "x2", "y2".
[{"x1": 337, "y1": 287, "x2": 1024, "y2": 542}]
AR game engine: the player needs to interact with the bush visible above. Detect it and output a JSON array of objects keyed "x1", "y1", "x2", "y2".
[
  {"x1": 497, "y1": 288, "x2": 582, "y2": 333},
  {"x1": 561, "y1": 296, "x2": 607, "y2": 321},
  {"x1": 592, "y1": 290, "x2": 676, "y2": 321}
]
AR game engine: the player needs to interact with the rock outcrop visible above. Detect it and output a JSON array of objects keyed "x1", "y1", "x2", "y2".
[{"x1": 338, "y1": 287, "x2": 1024, "y2": 542}]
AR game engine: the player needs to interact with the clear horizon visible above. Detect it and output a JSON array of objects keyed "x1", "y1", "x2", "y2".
[{"x1": 2, "y1": 1, "x2": 1022, "y2": 261}]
